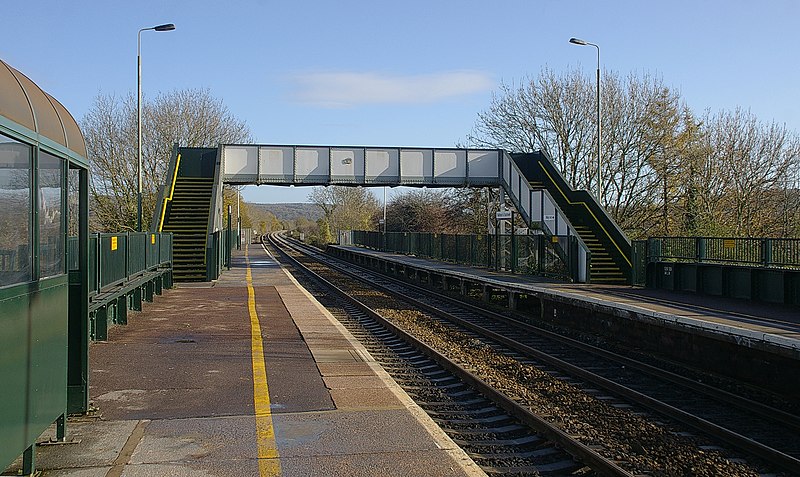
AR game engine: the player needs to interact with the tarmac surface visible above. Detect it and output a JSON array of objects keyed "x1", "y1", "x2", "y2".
[{"x1": 3, "y1": 244, "x2": 484, "y2": 477}]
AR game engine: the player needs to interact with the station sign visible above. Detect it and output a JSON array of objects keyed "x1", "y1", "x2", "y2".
[{"x1": 495, "y1": 211, "x2": 512, "y2": 220}]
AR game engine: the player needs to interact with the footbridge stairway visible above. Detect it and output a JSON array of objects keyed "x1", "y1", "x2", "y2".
[
  {"x1": 511, "y1": 151, "x2": 632, "y2": 284},
  {"x1": 153, "y1": 147, "x2": 218, "y2": 282}
]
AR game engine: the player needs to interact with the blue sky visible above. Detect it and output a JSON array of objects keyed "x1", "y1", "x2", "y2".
[{"x1": 3, "y1": 1, "x2": 798, "y2": 203}]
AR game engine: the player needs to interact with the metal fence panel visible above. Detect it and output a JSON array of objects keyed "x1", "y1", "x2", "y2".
[
  {"x1": 144, "y1": 233, "x2": 159, "y2": 269},
  {"x1": 648, "y1": 236, "x2": 800, "y2": 269},
  {"x1": 89, "y1": 235, "x2": 97, "y2": 294},
  {"x1": 160, "y1": 233, "x2": 172, "y2": 265},
  {"x1": 127, "y1": 233, "x2": 147, "y2": 277},
  {"x1": 349, "y1": 230, "x2": 572, "y2": 281},
  {"x1": 99, "y1": 234, "x2": 127, "y2": 290}
]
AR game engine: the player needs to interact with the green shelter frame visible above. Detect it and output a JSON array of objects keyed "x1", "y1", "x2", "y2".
[{"x1": 0, "y1": 59, "x2": 90, "y2": 474}]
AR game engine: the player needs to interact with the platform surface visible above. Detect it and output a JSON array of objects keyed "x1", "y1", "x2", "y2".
[
  {"x1": 331, "y1": 245, "x2": 800, "y2": 349},
  {"x1": 4, "y1": 244, "x2": 484, "y2": 477}
]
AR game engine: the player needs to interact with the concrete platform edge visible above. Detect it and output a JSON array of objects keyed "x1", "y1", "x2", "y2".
[{"x1": 262, "y1": 244, "x2": 487, "y2": 477}]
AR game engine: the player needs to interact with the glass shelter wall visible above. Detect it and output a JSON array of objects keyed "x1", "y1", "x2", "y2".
[
  {"x1": 39, "y1": 151, "x2": 64, "y2": 279},
  {"x1": 0, "y1": 135, "x2": 32, "y2": 287}
]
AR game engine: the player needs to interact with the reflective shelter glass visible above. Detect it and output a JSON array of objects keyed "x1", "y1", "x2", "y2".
[
  {"x1": 0, "y1": 134, "x2": 32, "y2": 287},
  {"x1": 39, "y1": 151, "x2": 65, "y2": 278}
]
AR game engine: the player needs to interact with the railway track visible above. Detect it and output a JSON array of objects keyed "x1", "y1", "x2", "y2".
[
  {"x1": 267, "y1": 236, "x2": 624, "y2": 476},
  {"x1": 267, "y1": 234, "x2": 799, "y2": 475}
]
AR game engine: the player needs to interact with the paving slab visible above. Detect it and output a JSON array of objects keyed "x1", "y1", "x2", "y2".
[{"x1": 5, "y1": 244, "x2": 484, "y2": 476}]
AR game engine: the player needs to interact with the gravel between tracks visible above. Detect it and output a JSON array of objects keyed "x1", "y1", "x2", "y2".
[{"x1": 296, "y1": 254, "x2": 762, "y2": 477}]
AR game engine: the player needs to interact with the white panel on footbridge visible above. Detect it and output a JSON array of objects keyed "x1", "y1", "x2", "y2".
[
  {"x1": 330, "y1": 148, "x2": 365, "y2": 183},
  {"x1": 466, "y1": 150, "x2": 500, "y2": 186},
  {"x1": 259, "y1": 146, "x2": 294, "y2": 183},
  {"x1": 365, "y1": 149, "x2": 399, "y2": 184},
  {"x1": 433, "y1": 150, "x2": 466, "y2": 185},
  {"x1": 295, "y1": 147, "x2": 330, "y2": 183},
  {"x1": 399, "y1": 149, "x2": 433, "y2": 184},
  {"x1": 223, "y1": 145, "x2": 259, "y2": 182}
]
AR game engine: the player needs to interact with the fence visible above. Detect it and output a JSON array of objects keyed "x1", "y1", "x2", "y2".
[
  {"x1": 67, "y1": 232, "x2": 173, "y2": 295},
  {"x1": 647, "y1": 236, "x2": 800, "y2": 269},
  {"x1": 350, "y1": 230, "x2": 580, "y2": 282},
  {"x1": 206, "y1": 227, "x2": 234, "y2": 281}
]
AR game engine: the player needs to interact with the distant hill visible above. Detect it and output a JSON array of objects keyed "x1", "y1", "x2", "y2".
[{"x1": 249, "y1": 203, "x2": 322, "y2": 222}]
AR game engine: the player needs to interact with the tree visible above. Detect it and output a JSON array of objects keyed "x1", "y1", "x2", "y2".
[
  {"x1": 81, "y1": 88, "x2": 252, "y2": 232},
  {"x1": 308, "y1": 186, "x2": 380, "y2": 243},
  {"x1": 469, "y1": 69, "x2": 691, "y2": 238},
  {"x1": 385, "y1": 189, "x2": 448, "y2": 232},
  {"x1": 468, "y1": 68, "x2": 800, "y2": 239},
  {"x1": 221, "y1": 185, "x2": 252, "y2": 228},
  {"x1": 382, "y1": 187, "x2": 494, "y2": 235},
  {"x1": 699, "y1": 108, "x2": 800, "y2": 236}
]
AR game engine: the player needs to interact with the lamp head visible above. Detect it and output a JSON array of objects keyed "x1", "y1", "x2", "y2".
[
  {"x1": 569, "y1": 37, "x2": 587, "y2": 46},
  {"x1": 154, "y1": 23, "x2": 176, "y2": 31}
]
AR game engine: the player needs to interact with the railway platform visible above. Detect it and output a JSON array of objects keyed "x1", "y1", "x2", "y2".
[
  {"x1": 329, "y1": 244, "x2": 800, "y2": 345},
  {"x1": 2, "y1": 244, "x2": 484, "y2": 477},
  {"x1": 327, "y1": 244, "x2": 800, "y2": 398}
]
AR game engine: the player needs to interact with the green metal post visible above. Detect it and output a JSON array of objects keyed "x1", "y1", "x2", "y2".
[
  {"x1": 56, "y1": 414, "x2": 66, "y2": 441},
  {"x1": 762, "y1": 239, "x2": 772, "y2": 267},
  {"x1": 696, "y1": 237, "x2": 706, "y2": 262},
  {"x1": 67, "y1": 168, "x2": 90, "y2": 414},
  {"x1": 511, "y1": 212, "x2": 516, "y2": 274},
  {"x1": 226, "y1": 206, "x2": 232, "y2": 270},
  {"x1": 494, "y1": 221, "x2": 500, "y2": 271},
  {"x1": 538, "y1": 235, "x2": 545, "y2": 274},
  {"x1": 22, "y1": 445, "x2": 34, "y2": 476}
]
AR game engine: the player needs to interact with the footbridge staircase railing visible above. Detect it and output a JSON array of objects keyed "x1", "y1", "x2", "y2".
[{"x1": 511, "y1": 151, "x2": 632, "y2": 284}]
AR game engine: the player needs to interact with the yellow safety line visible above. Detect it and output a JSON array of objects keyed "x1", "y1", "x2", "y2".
[
  {"x1": 539, "y1": 164, "x2": 632, "y2": 267},
  {"x1": 245, "y1": 247, "x2": 282, "y2": 476},
  {"x1": 158, "y1": 153, "x2": 183, "y2": 232}
]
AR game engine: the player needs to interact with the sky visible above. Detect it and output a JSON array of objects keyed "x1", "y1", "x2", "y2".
[{"x1": 3, "y1": 1, "x2": 799, "y2": 203}]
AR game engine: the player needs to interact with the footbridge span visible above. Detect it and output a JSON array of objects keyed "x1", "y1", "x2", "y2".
[{"x1": 155, "y1": 144, "x2": 632, "y2": 284}]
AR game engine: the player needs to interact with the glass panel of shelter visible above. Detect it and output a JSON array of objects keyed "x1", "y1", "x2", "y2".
[
  {"x1": 38, "y1": 150, "x2": 65, "y2": 279},
  {"x1": 0, "y1": 134, "x2": 32, "y2": 287}
]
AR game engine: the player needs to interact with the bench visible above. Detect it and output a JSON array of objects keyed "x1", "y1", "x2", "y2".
[{"x1": 89, "y1": 266, "x2": 172, "y2": 340}]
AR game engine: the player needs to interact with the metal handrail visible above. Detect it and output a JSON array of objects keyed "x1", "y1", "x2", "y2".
[{"x1": 647, "y1": 236, "x2": 800, "y2": 269}]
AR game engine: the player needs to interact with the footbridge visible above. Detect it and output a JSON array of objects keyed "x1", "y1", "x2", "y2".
[{"x1": 155, "y1": 144, "x2": 632, "y2": 284}]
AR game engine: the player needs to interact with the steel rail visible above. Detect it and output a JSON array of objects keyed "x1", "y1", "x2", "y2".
[
  {"x1": 269, "y1": 233, "x2": 634, "y2": 477},
  {"x1": 280, "y1": 235, "x2": 800, "y2": 475}
]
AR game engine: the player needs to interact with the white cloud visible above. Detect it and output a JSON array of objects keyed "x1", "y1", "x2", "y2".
[{"x1": 290, "y1": 71, "x2": 494, "y2": 108}]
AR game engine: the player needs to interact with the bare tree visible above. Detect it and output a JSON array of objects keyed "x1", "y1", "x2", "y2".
[
  {"x1": 81, "y1": 88, "x2": 251, "y2": 232},
  {"x1": 469, "y1": 69, "x2": 697, "y2": 238},
  {"x1": 308, "y1": 186, "x2": 380, "y2": 243},
  {"x1": 701, "y1": 108, "x2": 800, "y2": 236}
]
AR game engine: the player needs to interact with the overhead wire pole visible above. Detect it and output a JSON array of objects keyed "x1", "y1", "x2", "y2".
[
  {"x1": 569, "y1": 37, "x2": 602, "y2": 201},
  {"x1": 137, "y1": 23, "x2": 175, "y2": 232}
]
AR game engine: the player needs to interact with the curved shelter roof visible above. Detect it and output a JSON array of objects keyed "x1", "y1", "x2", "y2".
[{"x1": 0, "y1": 58, "x2": 86, "y2": 158}]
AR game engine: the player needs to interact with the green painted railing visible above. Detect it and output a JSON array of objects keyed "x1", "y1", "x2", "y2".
[
  {"x1": 67, "y1": 232, "x2": 173, "y2": 296},
  {"x1": 647, "y1": 236, "x2": 800, "y2": 269},
  {"x1": 350, "y1": 230, "x2": 582, "y2": 282},
  {"x1": 205, "y1": 228, "x2": 234, "y2": 281}
]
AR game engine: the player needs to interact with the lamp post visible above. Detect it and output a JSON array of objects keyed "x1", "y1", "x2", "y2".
[
  {"x1": 569, "y1": 37, "x2": 602, "y2": 200},
  {"x1": 138, "y1": 23, "x2": 175, "y2": 232}
]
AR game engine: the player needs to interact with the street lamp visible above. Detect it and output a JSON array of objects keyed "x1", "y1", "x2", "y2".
[
  {"x1": 569, "y1": 37, "x2": 602, "y2": 200},
  {"x1": 138, "y1": 23, "x2": 175, "y2": 232}
]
